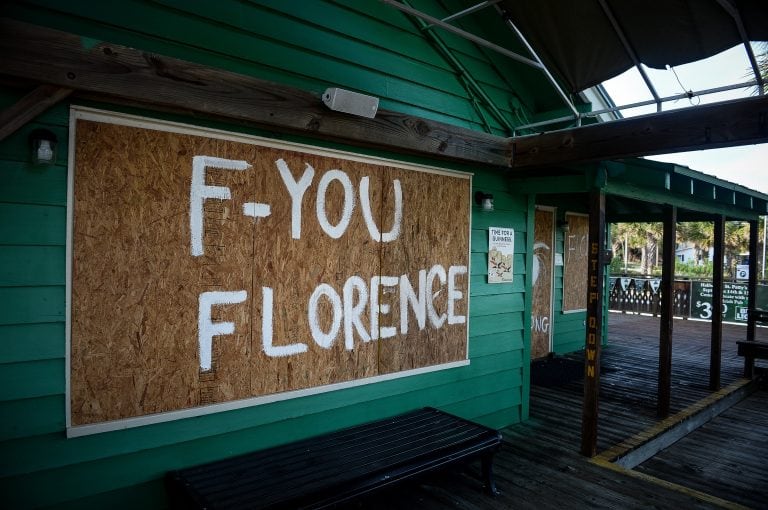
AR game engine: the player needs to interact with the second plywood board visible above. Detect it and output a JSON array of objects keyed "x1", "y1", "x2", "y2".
[{"x1": 562, "y1": 213, "x2": 589, "y2": 312}]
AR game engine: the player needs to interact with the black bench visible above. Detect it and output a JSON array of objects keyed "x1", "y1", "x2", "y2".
[
  {"x1": 736, "y1": 309, "x2": 768, "y2": 378},
  {"x1": 166, "y1": 407, "x2": 502, "y2": 509}
]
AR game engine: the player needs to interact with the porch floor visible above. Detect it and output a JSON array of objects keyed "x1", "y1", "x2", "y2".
[{"x1": 339, "y1": 314, "x2": 767, "y2": 509}]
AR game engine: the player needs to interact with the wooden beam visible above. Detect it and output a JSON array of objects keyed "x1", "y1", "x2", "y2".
[
  {"x1": 0, "y1": 84, "x2": 72, "y2": 141},
  {"x1": 709, "y1": 215, "x2": 724, "y2": 391},
  {"x1": 512, "y1": 95, "x2": 768, "y2": 168},
  {"x1": 581, "y1": 189, "x2": 605, "y2": 458},
  {"x1": 0, "y1": 18, "x2": 511, "y2": 167},
  {"x1": 658, "y1": 205, "x2": 676, "y2": 418}
]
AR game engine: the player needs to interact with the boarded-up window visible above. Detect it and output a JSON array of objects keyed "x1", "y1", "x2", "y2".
[
  {"x1": 562, "y1": 213, "x2": 588, "y2": 312},
  {"x1": 68, "y1": 110, "x2": 470, "y2": 433}
]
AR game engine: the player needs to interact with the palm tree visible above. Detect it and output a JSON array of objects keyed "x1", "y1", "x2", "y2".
[
  {"x1": 677, "y1": 221, "x2": 714, "y2": 264},
  {"x1": 611, "y1": 222, "x2": 646, "y2": 272},
  {"x1": 724, "y1": 221, "x2": 750, "y2": 277},
  {"x1": 756, "y1": 42, "x2": 768, "y2": 95},
  {"x1": 610, "y1": 222, "x2": 664, "y2": 275}
]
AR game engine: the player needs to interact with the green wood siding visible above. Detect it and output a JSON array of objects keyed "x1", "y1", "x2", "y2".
[
  {"x1": 0, "y1": 95, "x2": 530, "y2": 509},
  {"x1": 0, "y1": 2, "x2": 545, "y2": 506},
  {"x1": 1, "y1": 0, "x2": 560, "y2": 135}
]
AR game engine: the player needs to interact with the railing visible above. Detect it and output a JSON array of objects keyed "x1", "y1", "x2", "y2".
[{"x1": 608, "y1": 277, "x2": 768, "y2": 322}]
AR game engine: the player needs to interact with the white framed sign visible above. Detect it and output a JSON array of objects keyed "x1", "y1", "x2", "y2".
[{"x1": 488, "y1": 227, "x2": 514, "y2": 283}]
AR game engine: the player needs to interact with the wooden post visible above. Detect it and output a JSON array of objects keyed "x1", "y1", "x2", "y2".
[
  {"x1": 745, "y1": 219, "x2": 759, "y2": 377},
  {"x1": 581, "y1": 189, "x2": 605, "y2": 457},
  {"x1": 658, "y1": 205, "x2": 676, "y2": 418},
  {"x1": 709, "y1": 215, "x2": 725, "y2": 390}
]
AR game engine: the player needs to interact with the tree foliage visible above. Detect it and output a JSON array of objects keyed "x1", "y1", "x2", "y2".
[
  {"x1": 756, "y1": 42, "x2": 768, "y2": 95},
  {"x1": 610, "y1": 219, "x2": 756, "y2": 277}
]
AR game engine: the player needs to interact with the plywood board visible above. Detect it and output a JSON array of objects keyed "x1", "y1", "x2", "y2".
[
  {"x1": 69, "y1": 111, "x2": 470, "y2": 427},
  {"x1": 531, "y1": 208, "x2": 553, "y2": 359},
  {"x1": 377, "y1": 168, "x2": 470, "y2": 375},
  {"x1": 562, "y1": 213, "x2": 589, "y2": 312}
]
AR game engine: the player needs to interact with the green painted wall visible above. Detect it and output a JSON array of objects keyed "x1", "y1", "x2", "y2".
[
  {"x1": 0, "y1": 82, "x2": 531, "y2": 510},
  {"x1": 1, "y1": 0, "x2": 568, "y2": 136},
  {"x1": 0, "y1": 92, "x2": 530, "y2": 509},
  {"x1": 0, "y1": 2, "x2": 549, "y2": 507}
]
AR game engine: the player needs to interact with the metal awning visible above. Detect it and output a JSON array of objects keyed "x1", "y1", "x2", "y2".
[
  {"x1": 500, "y1": 0, "x2": 768, "y2": 94},
  {"x1": 382, "y1": 0, "x2": 768, "y2": 131}
]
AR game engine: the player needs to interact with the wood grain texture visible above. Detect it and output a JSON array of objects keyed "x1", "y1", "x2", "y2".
[
  {"x1": 562, "y1": 213, "x2": 589, "y2": 312},
  {"x1": 531, "y1": 208, "x2": 553, "y2": 359},
  {"x1": 378, "y1": 169, "x2": 470, "y2": 375},
  {"x1": 0, "y1": 18, "x2": 512, "y2": 167},
  {"x1": 513, "y1": 95, "x2": 768, "y2": 168},
  {"x1": 657, "y1": 205, "x2": 677, "y2": 418},
  {"x1": 580, "y1": 190, "x2": 605, "y2": 457},
  {"x1": 69, "y1": 116, "x2": 470, "y2": 425}
]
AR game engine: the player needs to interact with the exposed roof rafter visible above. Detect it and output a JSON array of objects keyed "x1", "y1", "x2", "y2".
[
  {"x1": 596, "y1": 0, "x2": 661, "y2": 112},
  {"x1": 715, "y1": 0, "x2": 765, "y2": 95},
  {"x1": 380, "y1": 0, "x2": 581, "y2": 126}
]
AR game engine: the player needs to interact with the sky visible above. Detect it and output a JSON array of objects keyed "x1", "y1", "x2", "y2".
[{"x1": 601, "y1": 44, "x2": 768, "y2": 195}]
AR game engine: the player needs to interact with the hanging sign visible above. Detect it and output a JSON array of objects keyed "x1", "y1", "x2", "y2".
[
  {"x1": 736, "y1": 265, "x2": 749, "y2": 280},
  {"x1": 487, "y1": 227, "x2": 514, "y2": 283}
]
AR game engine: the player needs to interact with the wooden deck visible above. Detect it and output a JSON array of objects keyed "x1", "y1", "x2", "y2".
[
  {"x1": 635, "y1": 388, "x2": 768, "y2": 509},
  {"x1": 337, "y1": 314, "x2": 767, "y2": 509}
]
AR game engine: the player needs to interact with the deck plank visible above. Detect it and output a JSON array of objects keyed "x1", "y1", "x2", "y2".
[
  {"x1": 336, "y1": 314, "x2": 765, "y2": 509},
  {"x1": 635, "y1": 389, "x2": 768, "y2": 509}
]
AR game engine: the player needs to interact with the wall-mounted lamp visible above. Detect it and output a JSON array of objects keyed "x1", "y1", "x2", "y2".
[
  {"x1": 322, "y1": 87, "x2": 379, "y2": 118},
  {"x1": 29, "y1": 129, "x2": 58, "y2": 165},
  {"x1": 474, "y1": 191, "x2": 494, "y2": 212},
  {"x1": 557, "y1": 220, "x2": 570, "y2": 232}
]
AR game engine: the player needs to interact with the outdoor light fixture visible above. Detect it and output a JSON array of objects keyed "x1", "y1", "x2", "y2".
[
  {"x1": 557, "y1": 220, "x2": 570, "y2": 232},
  {"x1": 474, "y1": 191, "x2": 494, "y2": 212},
  {"x1": 322, "y1": 87, "x2": 379, "y2": 118},
  {"x1": 29, "y1": 129, "x2": 58, "y2": 165}
]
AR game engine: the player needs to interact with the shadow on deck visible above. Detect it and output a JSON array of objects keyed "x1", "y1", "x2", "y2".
[{"x1": 340, "y1": 314, "x2": 767, "y2": 509}]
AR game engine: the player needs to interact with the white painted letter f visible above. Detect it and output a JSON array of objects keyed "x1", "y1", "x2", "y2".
[{"x1": 190, "y1": 156, "x2": 251, "y2": 256}]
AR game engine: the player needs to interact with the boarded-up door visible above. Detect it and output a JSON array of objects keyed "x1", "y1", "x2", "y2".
[{"x1": 532, "y1": 208, "x2": 554, "y2": 359}]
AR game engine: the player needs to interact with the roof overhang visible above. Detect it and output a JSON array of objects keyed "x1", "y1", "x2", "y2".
[
  {"x1": 524, "y1": 158, "x2": 768, "y2": 221},
  {"x1": 500, "y1": 0, "x2": 768, "y2": 94}
]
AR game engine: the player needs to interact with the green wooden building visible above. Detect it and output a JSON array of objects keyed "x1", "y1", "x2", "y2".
[{"x1": 1, "y1": 1, "x2": 767, "y2": 508}]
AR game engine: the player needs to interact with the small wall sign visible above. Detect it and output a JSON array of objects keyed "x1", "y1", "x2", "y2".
[{"x1": 488, "y1": 227, "x2": 514, "y2": 283}]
